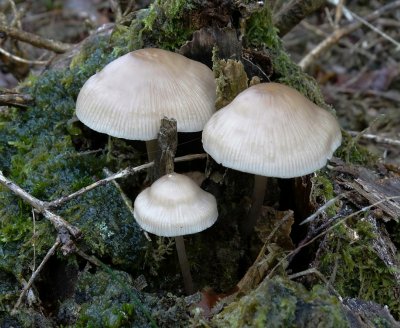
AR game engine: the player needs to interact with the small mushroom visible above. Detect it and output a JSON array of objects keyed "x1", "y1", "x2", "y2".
[
  {"x1": 76, "y1": 48, "x2": 216, "y2": 163},
  {"x1": 202, "y1": 82, "x2": 342, "y2": 237},
  {"x1": 133, "y1": 172, "x2": 218, "y2": 294}
]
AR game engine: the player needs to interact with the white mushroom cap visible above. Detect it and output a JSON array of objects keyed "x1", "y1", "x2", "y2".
[
  {"x1": 202, "y1": 83, "x2": 342, "y2": 178},
  {"x1": 133, "y1": 173, "x2": 218, "y2": 237},
  {"x1": 76, "y1": 48, "x2": 216, "y2": 140}
]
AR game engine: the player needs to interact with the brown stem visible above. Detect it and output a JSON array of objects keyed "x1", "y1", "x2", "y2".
[
  {"x1": 175, "y1": 235, "x2": 194, "y2": 295},
  {"x1": 241, "y1": 175, "x2": 268, "y2": 239}
]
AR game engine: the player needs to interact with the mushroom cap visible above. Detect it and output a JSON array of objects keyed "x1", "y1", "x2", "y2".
[
  {"x1": 76, "y1": 48, "x2": 216, "y2": 141},
  {"x1": 133, "y1": 173, "x2": 218, "y2": 237},
  {"x1": 202, "y1": 83, "x2": 342, "y2": 178}
]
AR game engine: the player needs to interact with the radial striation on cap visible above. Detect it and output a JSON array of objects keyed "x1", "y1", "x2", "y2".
[
  {"x1": 76, "y1": 48, "x2": 216, "y2": 141},
  {"x1": 133, "y1": 173, "x2": 218, "y2": 237},
  {"x1": 202, "y1": 83, "x2": 342, "y2": 178}
]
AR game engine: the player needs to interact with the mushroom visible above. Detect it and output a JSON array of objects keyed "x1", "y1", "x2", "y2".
[
  {"x1": 133, "y1": 172, "x2": 218, "y2": 295},
  {"x1": 202, "y1": 82, "x2": 342, "y2": 237},
  {"x1": 75, "y1": 48, "x2": 216, "y2": 163}
]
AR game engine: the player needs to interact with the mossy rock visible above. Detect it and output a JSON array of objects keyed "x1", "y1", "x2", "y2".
[{"x1": 213, "y1": 276, "x2": 348, "y2": 328}]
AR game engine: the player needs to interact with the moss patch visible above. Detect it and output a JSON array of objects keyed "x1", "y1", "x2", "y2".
[
  {"x1": 318, "y1": 219, "x2": 400, "y2": 319},
  {"x1": 213, "y1": 276, "x2": 348, "y2": 328}
]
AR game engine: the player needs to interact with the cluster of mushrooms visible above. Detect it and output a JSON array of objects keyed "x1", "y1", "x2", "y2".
[{"x1": 75, "y1": 48, "x2": 342, "y2": 295}]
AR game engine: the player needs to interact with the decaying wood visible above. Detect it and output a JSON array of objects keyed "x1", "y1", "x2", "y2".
[{"x1": 154, "y1": 117, "x2": 178, "y2": 178}]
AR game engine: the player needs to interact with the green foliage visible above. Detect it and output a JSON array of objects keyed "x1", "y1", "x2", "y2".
[{"x1": 319, "y1": 220, "x2": 400, "y2": 319}]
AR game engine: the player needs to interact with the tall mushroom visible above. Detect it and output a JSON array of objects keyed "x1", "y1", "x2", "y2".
[
  {"x1": 133, "y1": 172, "x2": 218, "y2": 295},
  {"x1": 75, "y1": 48, "x2": 216, "y2": 164},
  {"x1": 202, "y1": 82, "x2": 342, "y2": 237}
]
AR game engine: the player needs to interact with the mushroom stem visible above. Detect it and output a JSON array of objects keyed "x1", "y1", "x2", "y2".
[
  {"x1": 174, "y1": 235, "x2": 194, "y2": 295},
  {"x1": 241, "y1": 175, "x2": 268, "y2": 239}
]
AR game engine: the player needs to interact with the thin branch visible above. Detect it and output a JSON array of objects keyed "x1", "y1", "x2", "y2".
[
  {"x1": 0, "y1": 170, "x2": 81, "y2": 238},
  {"x1": 288, "y1": 268, "x2": 343, "y2": 301},
  {"x1": 273, "y1": 0, "x2": 327, "y2": 37},
  {"x1": 0, "y1": 24, "x2": 72, "y2": 53},
  {"x1": 0, "y1": 45, "x2": 48, "y2": 65},
  {"x1": 300, "y1": 192, "x2": 350, "y2": 225},
  {"x1": 0, "y1": 91, "x2": 33, "y2": 107},
  {"x1": 11, "y1": 238, "x2": 61, "y2": 314},
  {"x1": 347, "y1": 131, "x2": 400, "y2": 147},
  {"x1": 299, "y1": 0, "x2": 400, "y2": 70},
  {"x1": 47, "y1": 153, "x2": 207, "y2": 208}
]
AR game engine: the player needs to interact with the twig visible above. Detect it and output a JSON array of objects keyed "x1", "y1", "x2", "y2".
[
  {"x1": 347, "y1": 131, "x2": 400, "y2": 147},
  {"x1": 0, "y1": 24, "x2": 71, "y2": 53},
  {"x1": 0, "y1": 45, "x2": 48, "y2": 65},
  {"x1": 47, "y1": 153, "x2": 207, "y2": 208},
  {"x1": 288, "y1": 268, "x2": 343, "y2": 301},
  {"x1": 11, "y1": 238, "x2": 61, "y2": 314},
  {"x1": 299, "y1": 1, "x2": 400, "y2": 70},
  {"x1": 0, "y1": 170, "x2": 81, "y2": 238},
  {"x1": 273, "y1": 0, "x2": 327, "y2": 37},
  {"x1": 0, "y1": 91, "x2": 33, "y2": 107},
  {"x1": 109, "y1": 0, "x2": 122, "y2": 22},
  {"x1": 267, "y1": 195, "x2": 400, "y2": 279},
  {"x1": 300, "y1": 192, "x2": 350, "y2": 225},
  {"x1": 75, "y1": 247, "x2": 103, "y2": 267}
]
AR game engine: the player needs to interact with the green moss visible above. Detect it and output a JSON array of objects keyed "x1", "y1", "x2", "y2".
[
  {"x1": 311, "y1": 174, "x2": 337, "y2": 217},
  {"x1": 70, "y1": 269, "x2": 155, "y2": 328},
  {"x1": 243, "y1": 4, "x2": 328, "y2": 110},
  {"x1": 213, "y1": 276, "x2": 348, "y2": 327},
  {"x1": 335, "y1": 131, "x2": 377, "y2": 165},
  {"x1": 318, "y1": 220, "x2": 400, "y2": 319},
  {"x1": 131, "y1": 0, "x2": 195, "y2": 50},
  {"x1": 0, "y1": 25, "x2": 146, "y2": 315}
]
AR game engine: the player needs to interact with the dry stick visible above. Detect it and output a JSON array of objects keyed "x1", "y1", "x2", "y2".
[
  {"x1": 0, "y1": 24, "x2": 71, "y2": 53},
  {"x1": 273, "y1": 0, "x2": 327, "y2": 37},
  {"x1": 0, "y1": 46, "x2": 48, "y2": 65},
  {"x1": 299, "y1": 0, "x2": 400, "y2": 70},
  {"x1": 0, "y1": 171, "x2": 81, "y2": 238},
  {"x1": 267, "y1": 195, "x2": 400, "y2": 279},
  {"x1": 288, "y1": 268, "x2": 343, "y2": 301},
  {"x1": 347, "y1": 131, "x2": 400, "y2": 147},
  {"x1": 46, "y1": 153, "x2": 207, "y2": 208},
  {"x1": 0, "y1": 92, "x2": 33, "y2": 107},
  {"x1": 11, "y1": 238, "x2": 61, "y2": 314}
]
